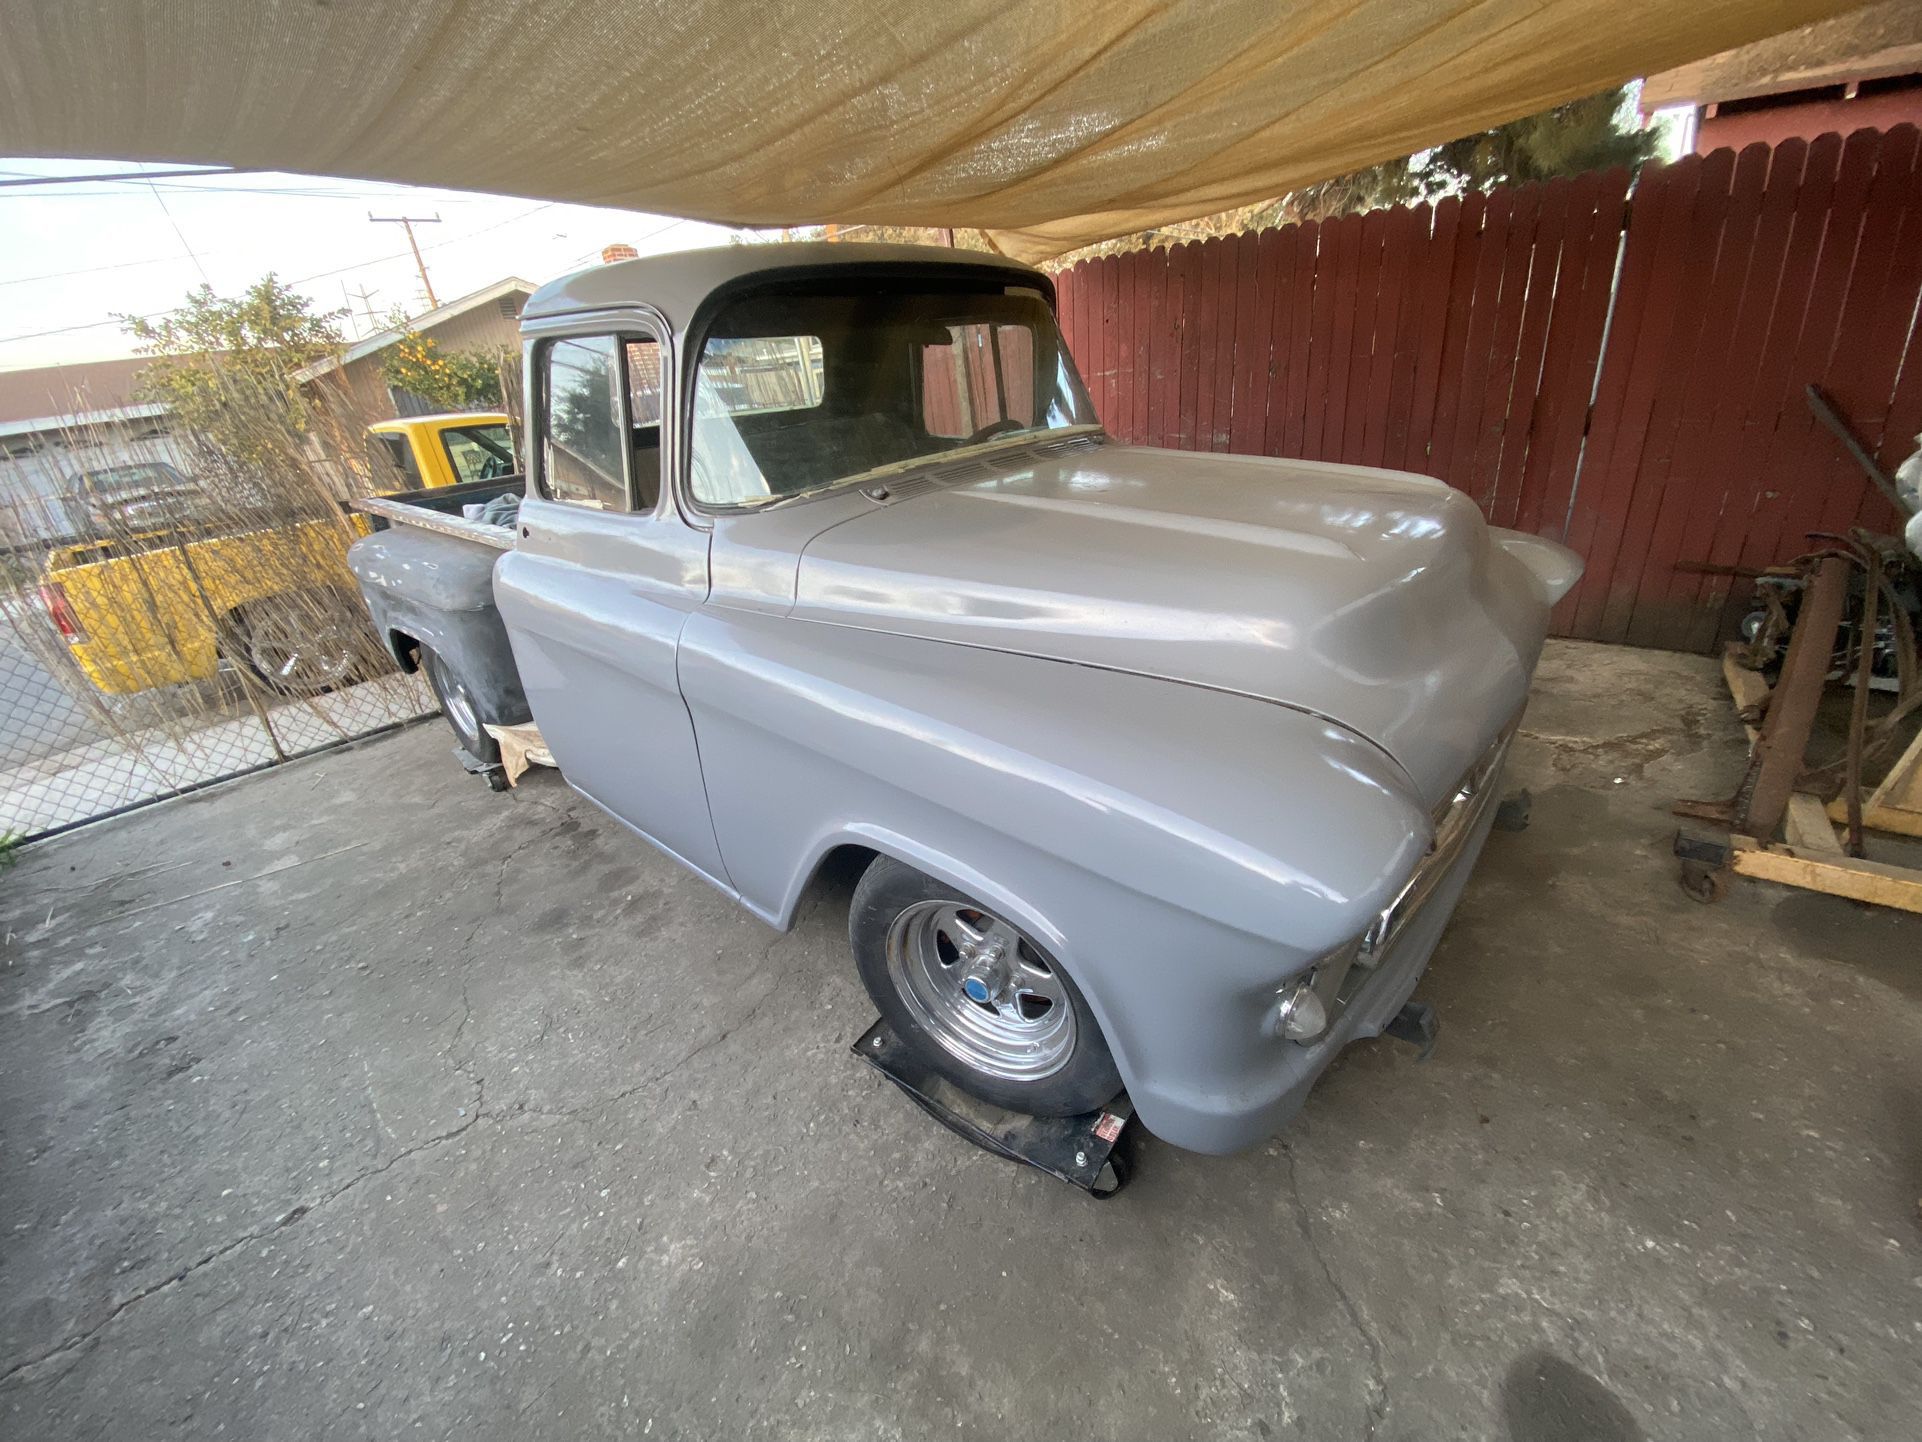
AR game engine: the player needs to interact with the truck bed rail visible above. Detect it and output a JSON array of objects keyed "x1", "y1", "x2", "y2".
[{"x1": 352, "y1": 484, "x2": 520, "y2": 553}]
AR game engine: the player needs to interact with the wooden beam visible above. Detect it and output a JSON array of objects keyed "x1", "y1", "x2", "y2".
[
  {"x1": 1785, "y1": 793, "x2": 1844, "y2": 854},
  {"x1": 1730, "y1": 835, "x2": 1922, "y2": 914},
  {"x1": 1826, "y1": 727, "x2": 1922, "y2": 837},
  {"x1": 1721, "y1": 648, "x2": 1770, "y2": 743}
]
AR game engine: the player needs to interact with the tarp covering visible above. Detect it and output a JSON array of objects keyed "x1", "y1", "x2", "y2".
[{"x1": 0, "y1": 0, "x2": 1863, "y2": 261}]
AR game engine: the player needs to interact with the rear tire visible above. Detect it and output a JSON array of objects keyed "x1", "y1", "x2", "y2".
[
  {"x1": 421, "y1": 647, "x2": 498, "y2": 763},
  {"x1": 234, "y1": 589, "x2": 364, "y2": 697},
  {"x1": 849, "y1": 856, "x2": 1121, "y2": 1117}
]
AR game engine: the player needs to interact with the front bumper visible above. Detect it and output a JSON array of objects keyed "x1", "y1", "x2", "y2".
[{"x1": 1130, "y1": 727, "x2": 1515, "y2": 1154}]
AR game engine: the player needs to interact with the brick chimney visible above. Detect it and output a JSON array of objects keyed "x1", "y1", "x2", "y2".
[{"x1": 601, "y1": 243, "x2": 640, "y2": 264}]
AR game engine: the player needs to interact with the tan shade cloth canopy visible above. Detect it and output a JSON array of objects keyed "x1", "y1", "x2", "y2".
[{"x1": 0, "y1": 0, "x2": 1863, "y2": 261}]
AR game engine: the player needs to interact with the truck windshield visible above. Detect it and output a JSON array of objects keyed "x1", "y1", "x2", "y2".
[{"x1": 689, "y1": 278, "x2": 1096, "y2": 508}]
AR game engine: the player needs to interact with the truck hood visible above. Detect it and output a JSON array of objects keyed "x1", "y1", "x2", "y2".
[{"x1": 791, "y1": 442, "x2": 1560, "y2": 808}]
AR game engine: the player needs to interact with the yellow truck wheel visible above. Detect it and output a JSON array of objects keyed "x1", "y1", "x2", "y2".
[{"x1": 232, "y1": 590, "x2": 366, "y2": 697}]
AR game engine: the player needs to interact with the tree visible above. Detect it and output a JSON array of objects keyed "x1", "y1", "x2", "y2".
[
  {"x1": 1059, "y1": 84, "x2": 1663, "y2": 258},
  {"x1": 381, "y1": 333, "x2": 507, "y2": 411},
  {"x1": 1267, "y1": 85, "x2": 1661, "y2": 228},
  {"x1": 124, "y1": 276, "x2": 347, "y2": 466}
]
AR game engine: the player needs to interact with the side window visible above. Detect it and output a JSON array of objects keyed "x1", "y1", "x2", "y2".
[{"x1": 542, "y1": 336, "x2": 627, "y2": 510}]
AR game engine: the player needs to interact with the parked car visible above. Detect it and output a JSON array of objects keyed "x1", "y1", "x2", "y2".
[
  {"x1": 347, "y1": 242, "x2": 1580, "y2": 1154},
  {"x1": 66, "y1": 460, "x2": 201, "y2": 532}
]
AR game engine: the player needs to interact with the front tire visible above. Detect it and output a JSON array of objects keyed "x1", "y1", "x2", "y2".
[{"x1": 849, "y1": 856, "x2": 1121, "y2": 1117}]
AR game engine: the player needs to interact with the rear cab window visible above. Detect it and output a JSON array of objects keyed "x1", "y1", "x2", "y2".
[{"x1": 440, "y1": 423, "x2": 517, "y2": 484}]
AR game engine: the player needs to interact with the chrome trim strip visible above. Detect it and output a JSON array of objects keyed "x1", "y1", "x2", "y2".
[{"x1": 1359, "y1": 710, "x2": 1522, "y2": 961}]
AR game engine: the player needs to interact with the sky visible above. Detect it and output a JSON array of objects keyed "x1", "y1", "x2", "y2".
[{"x1": 0, "y1": 159, "x2": 755, "y2": 372}]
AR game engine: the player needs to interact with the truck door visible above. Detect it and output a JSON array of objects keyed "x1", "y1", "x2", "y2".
[{"x1": 493, "y1": 316, "x2": 731, "y2": 888}]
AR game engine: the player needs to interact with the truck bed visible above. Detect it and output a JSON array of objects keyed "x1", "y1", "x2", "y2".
[{"x1": 351, "y1": 475, "x2": 524, "y2": 553}]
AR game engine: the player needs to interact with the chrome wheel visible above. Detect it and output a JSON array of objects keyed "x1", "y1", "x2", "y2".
[
  {"x1": 244, "y1": 607, "x2": 357, "y2": 695},
  {"x1": 884, "y1": 900, "x2": 1076, "y2": 1080},
  {"x1": 439, "y1": 669, "x2": 478, "y2": 740}
]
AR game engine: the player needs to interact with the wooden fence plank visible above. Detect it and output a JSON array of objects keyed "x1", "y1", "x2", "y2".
[
  {"x1": 1171, "y1": 242, "x2": 1202, "y2": 450},
  {"x1": 1565, "y1": 155, "x2": 1706, "y2": 639},
  {"x1": 1381, "y1": 199, "x2": 1445, "y2": 472},
  {"x1": 1044, "y1": 130, "x2": 1916, "y2": 653},
  {"x1": 1456, "y1": 185, "x2": 1532, "y2": 507},
  {"x1": 1620, "y1": 145, "x2": 1761, "y2": 649},
  {"x1": 1517, "y1": 168, "x2": 1628, "y2": 538},
  {"x1": 1193, "y1": 236, "x2": 1224, "y2": 451},
  {"x1": 1228, "y1": 230, "x2": 1270, "y2": 454},
  {"x1": 1489, "y1": 177, "x2": 1572, "y2": 529},
  {"x1": 1358, "y1": 205, "x2": 1414, "y2": 468},
  {"x1": 1338, "y1": 208, "x2": 1387, "y2": 463},
  {"x1": 1278, "y1": 220, "x2": 1319, "y2": 458},
  {"x1": 1399, "y1": 195, "x2": 1468, "y2": 476},
  {"x1": 1434, "y1": 190, "x2": 1512, "y2": 491}
]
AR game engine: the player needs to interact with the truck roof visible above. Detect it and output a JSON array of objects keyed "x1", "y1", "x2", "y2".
[{"x1": 522, "y1": 241, "x2": 1044, "y2": 334}]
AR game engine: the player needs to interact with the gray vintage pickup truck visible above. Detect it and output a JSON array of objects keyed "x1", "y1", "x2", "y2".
[{"x1": 348, "y1": 242, "x2": 1580, "y2": 1154}]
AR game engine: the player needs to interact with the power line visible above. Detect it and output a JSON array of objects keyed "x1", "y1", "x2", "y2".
[
  {"x1": 0, "y1": 202, "x2": 560, "y2": 346},
  {"x1": 0, "y1": 165, "x2": 253, "y2": 189},
  {"x1": 0, "y1": 252, "x2": 218, "y2": 288},
  {"x1": 146, "y1": 178, "x2": 211, "y2": 288}
]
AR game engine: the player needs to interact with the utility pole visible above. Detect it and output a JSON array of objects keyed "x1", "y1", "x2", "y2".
[{"x1": 369, "y1": 212, "x2": 442, "y2": 309}]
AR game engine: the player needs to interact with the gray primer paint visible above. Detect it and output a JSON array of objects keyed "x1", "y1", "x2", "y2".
[
  {"x1": 354, "y1": 243, "x2": 1582, "y2": 1154},
  {"x1": 348, "y1": 523, "x2": 530, "y2": 729}
]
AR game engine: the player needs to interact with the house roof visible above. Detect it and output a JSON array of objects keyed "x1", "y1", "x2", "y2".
[
  {"x1": 1642, "y1": 0, "x2": 1922, "y2": 109},
  {"x1": 0, "y1": 356, "x2": 153, "y2": 429},
  {"x1": 295, "y1": 276, "x2": 536, "y2": 383}
]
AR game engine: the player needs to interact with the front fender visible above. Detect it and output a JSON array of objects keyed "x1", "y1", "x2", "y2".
[{"x1": 678, "y1": 609, "x2": 1433, "y2": 1149}]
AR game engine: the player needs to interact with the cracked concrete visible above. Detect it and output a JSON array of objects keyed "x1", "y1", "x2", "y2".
[{"x1": 2, "y1": 639, "x2": 1919, "y2": 1440}]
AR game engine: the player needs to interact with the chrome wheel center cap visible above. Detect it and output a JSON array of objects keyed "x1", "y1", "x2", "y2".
[{"x1": 959, "y1": 942, "x2": 1009, "y2": 1005}]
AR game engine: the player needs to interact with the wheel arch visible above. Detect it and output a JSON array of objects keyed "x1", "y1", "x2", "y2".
[{"x1": 774, "y1": 825, "x2": 1071, "y2": 962}]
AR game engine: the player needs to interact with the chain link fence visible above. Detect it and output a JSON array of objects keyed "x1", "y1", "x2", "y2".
[
  {"x1": 1, "y1": 558, "x2": 435, "y2": 841},
  {"x1": 0, "y1": 389, "x2": 441, "y2": 843}
]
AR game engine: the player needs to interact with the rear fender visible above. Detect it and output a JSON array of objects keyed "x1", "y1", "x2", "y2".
[{"x1": 348, "y1": 529, "x2": 529, "y2": 725}]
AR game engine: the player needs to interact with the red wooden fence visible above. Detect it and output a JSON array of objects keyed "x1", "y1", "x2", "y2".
[{"x1": 1052, "y1": 126, "x2": 1920, "y2": 651}]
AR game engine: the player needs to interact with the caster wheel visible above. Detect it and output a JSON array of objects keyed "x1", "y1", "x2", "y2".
[
  {"x1": 1679, "y1": 860, "x2": 1728, "y2": 904},
  {"x1": 484, "y1": 769, "x2": 512, "y2": 793}
]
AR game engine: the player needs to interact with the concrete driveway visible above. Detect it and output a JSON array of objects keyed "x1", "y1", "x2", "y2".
[{"x1": 2, "y1": 641, "x2": 1918, "y2": 1440}]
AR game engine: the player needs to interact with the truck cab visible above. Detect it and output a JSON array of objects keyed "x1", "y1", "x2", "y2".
[{"x1": 366, "y1": 412, "x2": 517, "y2": 492}]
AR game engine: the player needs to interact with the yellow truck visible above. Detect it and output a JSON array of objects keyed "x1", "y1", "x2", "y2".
[
  {"x1": 37, "y1": 413, "x2": 519, "y2": 697},
  {"x1": 366, "y1": 411, "x2": 516, "y2": 491}
]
